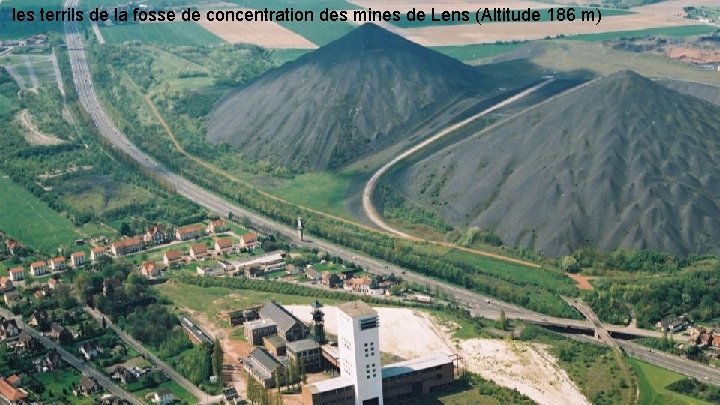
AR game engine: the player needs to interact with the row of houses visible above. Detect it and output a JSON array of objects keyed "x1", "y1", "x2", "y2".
[
  {"x1": 689, "y1": 327, "x2": 720, "y2": 350},
  {"x1": 3, "y1": 252, "x2": 86, "y2": 282},
  {"x1": 110, "y1": 220, "x2": 233, "y2": 257}
]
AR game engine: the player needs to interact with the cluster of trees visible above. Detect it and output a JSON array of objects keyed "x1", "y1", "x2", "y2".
[
  {"x1": 379, "y1": 185, "x2": 452, "y2": 234},
  {"x1": 667, "y1": 377, "x2": 720, "y2": 403},
  {"x1": 587, "y1": 264, "x2": 720, "y2": 326}
]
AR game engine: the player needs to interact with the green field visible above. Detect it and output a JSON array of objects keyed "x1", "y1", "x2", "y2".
[
  {"x1": 0, "y1": 93, "x2": 17, "y2": 117},
  {"x1": 33, "y1": 369, "x2": 94, "y2": 404},
  {"x1": 629, "y1": 358, "x2": 711, "y2": 405},
  {"x1": 390, "y1": 7, "x2": 632, "y2": 28},
  {"x1": 263, "y1": 171, "x2": 359, "y2": 218},
  {"x1": 0, "y1": 175, "x2": 83, "y2": 252},
  {"x1": 569, "y1": 25, "x2": 717, "y2": 41},
  {"x1": 60, "y1": 176, "x2": 154, "y2": 216},
  {"x1": 100, "y1": 22, "x2": 223, "y2": 46},
  {"x1": 432, "y1": 43, "x2": 523, "y2": 62}
]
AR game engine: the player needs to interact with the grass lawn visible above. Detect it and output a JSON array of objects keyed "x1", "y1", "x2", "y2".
[
  {"x1": 100, "y1": 22, "x2": 223, "y2": 46},
  {"x1": 131, "y1": 380, "x2": 195, "y2": 404},
  {"x1": 32, "y1": 368, "x2": 94, "y2": 404},
  {"x1": 262, "y1": 171, "x2": 359, "y2": 218},
  {"x1": 61, "y1": 178, "x2": 154, "y2": 217},
  {"x1": 0, "y1": 175, "x2": 83, "y2": 253},
  {"x1": 628, "y1": 358, "x2": 711, "y2": 405}
]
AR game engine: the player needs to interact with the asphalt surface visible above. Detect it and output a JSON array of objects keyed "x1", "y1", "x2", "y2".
[
  {"x1": 62, "y1": 0, "x2": 717, "y2": 387},
  {"x1": 0, "y1": 308, "x2": 142, "y2": 404}
]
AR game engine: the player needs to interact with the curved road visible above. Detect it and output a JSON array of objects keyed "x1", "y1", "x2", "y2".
[{"x1": 361, "y1": 80, "x2": 553, "y2": 239}]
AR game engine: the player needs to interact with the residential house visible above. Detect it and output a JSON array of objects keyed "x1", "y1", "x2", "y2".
[
  {"x1": 42, "y1": 349, "x2": 62, "y2": 371},
  {"x1": 48, "y1": 278, "x2": 60, "y2": 290},
  {"x1": 236, "y1": 252, "x2": 286, "y2": 276},
  {"x1": 144, "y1": 224, "x2": 167, "y2": 245},
  {"x1": 239, "y1": 233, "x2": 259, "y2": 249},
  {"x1": 0, "y1": 376, "x2": 26, "y2": 404},
  {"x1": 0, "y1": 317, "x2": 20, "y2": 341},
  {"x1": 3, "y1": 291, "x2": 20, "y2": 307},
  {"x1": 218, "y1": 260, "x2": 235, "y2": 272},
  {"x1": 259, "y1": 301, "x2": 308, "y2": 342},
  {"x1": 163, "y1": 250, "x2": 182, "y2": 266},
  {"x1": 223, "y1": 387, "x2": 240, "y2": 404},
  {"x1": 189, "y1": 243, "x2": 208, "y2": 260},
  {"x1": 16, "y1": 331, "x2": 40, "y2": 353},
  {"x1": 214, "y1": 238, "x2": 233, "y2": 253},
  {"x1": 29, "y1": 310, "x2": 49, "y2": 330},
  {"x1": 343, "y1": 277, "x2": 373, "y2": 294},
  {"x1": 0, "y1": 277, "x2": 13, "y2": 293},
  {"x1": 111, "y1": 237, "x2": 142, "y2": 256},
  {"x1": 74, "y1": 375, "x2": 101, "y2": 396},
  {"x1": 244, "y1": 319, "x2": 278, "y2": 345},
  {"x1": 103, "y1": 279, "x2": 122, "y2": 297},
  {"x1": 5, "y1": 375, "x2": 20, "y2": 388},
  {"x1": 305, "y1": 267, "x2": 321, "y2": 283},
  {"x1": 151, "y1": 389, "x2": 174, "y2": 405},
  {"x1": 34, "y1": 289, "x2": 48, "y2": 301},
  {"x1": 207, "y1": 219, "x2": 228, "y2": 234},
  {"x1": 5, "y1": 239, "x2": 21, "y2": 255},
  {"x1": 70, "y1": 252, "x2": 86, "y2": 267},
  {"x1": 29, "y1": 261, "x2": 47, "y2": 277},
  {"x1": 244, "y1": 348, "x2": 285, "y2": 388},
  {"x1": 175, "y1": 224, "x2": 204, "y2": 241},
  {"x1": 140, "y1": 261, "x2": 160, "y2": 278},
  {"x1": 110, "y1": 366, "x2": 138, "y2": 384},
  {"x1": 49, "y1": 256, "x2": 66, "y2": 271},
  {"x1": 321, "y1": 272, "x2": 343, "y2": 289},
  {"x1": 79, "y1": 342, "x2": 100, "y2": 361},
  {"x1": 196, "y1": 263, "x2": 225, "y2": 277},
  {"x1": 655, "y1": 315, "x2": 689, "y2": 333},
  {"x1": 713, "y1": 335, "x2": 720, "y2": 349},
  {"x1": 91, "y1": 247, "x2": 106, "y2": 262},
  {"x1": 49, "y1": 322, "x2": 72, "y2": 344},
  {"x1": 7, "y1": 268, "x2": 23, "y2": 282}
]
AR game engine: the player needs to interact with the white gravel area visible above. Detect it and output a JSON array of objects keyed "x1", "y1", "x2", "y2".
[{"x1": 460, "y1": 338, "x2": 590, "y2": 405}]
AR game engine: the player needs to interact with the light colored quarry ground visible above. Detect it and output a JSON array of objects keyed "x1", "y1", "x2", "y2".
[
  {"x1": 286, "y1": 305, "x2": 455, "y2": 359},
  {"x1": 16, "y1": 109, "x2": 64, "y2": 146},
  {"x1": 197, "y1": 9, "x2": 318, "y2": 48},
  {"x1": 288, "y1": 305, "x2": 588, "y2": 405},
  {"x1": 461, "y1": 339, "x2": 590, "y2": 405},
  {"x1": 349, "y1": 0, "x2": 706, "y2": 45}
]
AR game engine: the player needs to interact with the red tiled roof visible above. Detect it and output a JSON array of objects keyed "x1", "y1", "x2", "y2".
[
  {"x1": 177, "y1": 224, "x2": 204, "y2": 235},
  {"x1": 5, "y1": 375, "x2": 20, "y2": 386},
  {"x1": 112, "y1": 237, "x2": 142, "y2": 248},
  {"x1": 0, "y1": 378, "x2": 26, "y2": 401},
  {"x1": 215, "y1": 238, "x2": 232, "y2": 249},
  {"x1": 30, "y1": 261, "x2": 45, "y2": 268},
  {"x1": 190, "y1": 244, "x2": 207, "y2": 254},
  {"x1": 8, "y1": 268, "x2": 22, "y2": 274},
  {"x1": 51, "y1": 257, "x2": 64, "y2": 264},
  {"x1": 91, "y1": 247, "x2": 105, "y2": 253},
  {"x1": 141, "y1": 261, "x2": 157, "y2": 273},
  {"x1": 241, "y1": 233, "x2": 257, "y2": 243},
  {"x1": 164, "y1": 250, "x2": 181, "y2": 260},
  {"x1": 71, "y1": 251, "x2": 85, "y2": 258}
]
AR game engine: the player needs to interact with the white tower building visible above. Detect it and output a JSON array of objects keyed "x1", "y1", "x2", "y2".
[{"x1": 337, "y1": 301, "x2": 383, "y2": 405}]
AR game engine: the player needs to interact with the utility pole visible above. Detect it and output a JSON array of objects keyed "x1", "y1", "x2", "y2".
[{"x1": 297, "y1": 217, "x2": 304, "y2": 241}]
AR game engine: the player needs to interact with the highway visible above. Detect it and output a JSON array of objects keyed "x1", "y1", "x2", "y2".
[
  {"x1": 0, "y1": 308, "x2": 142, "y2": 405},
  {"x1": 62, "y1": 0, "x2": 716, "y2": 387},
  {"x1": 84, "y1": 307, "x2": 224, "y2": 404}
]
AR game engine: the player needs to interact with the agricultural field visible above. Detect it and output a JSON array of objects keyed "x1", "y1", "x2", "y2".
[
  {"x1": 0, "y1": 175, "x2": 83, "y2": 252},
  {"x1": 0, "y1": 54, "x2": 59, "y2": 90},
  {"x1": 629, "y1": 358, "x2": 710, "y2": 405},
  {"x1": 568, "y1": 24, "x2": 718, "y2": 41},
  {"x1": 100, "y1": 22, "x2": 223, "y2": 46},
  {"x1": 60, "y1": 175, "x2": 154, "y2": 217},
  {"x1": 432, "y1": 42, "x2": 523, "y2": 62}
]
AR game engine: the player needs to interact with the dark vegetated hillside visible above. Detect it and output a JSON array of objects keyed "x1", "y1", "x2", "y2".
[
  {"x1": 391, "y1": 70, "x2": 720, "y2": 256},
  {"x1": 207, "y1": 23, "x2": 488, "y2": 170}
]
